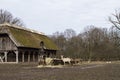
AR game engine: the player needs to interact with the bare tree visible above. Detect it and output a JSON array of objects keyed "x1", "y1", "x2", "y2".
[
  {"x1": 0, "y1": 9, "x2": 24, "y2": 26},
  {"x1": 64, "y1": 29, "x2": 76, "y2": 40},
  {"x1": 109, "y1": 10, "x2": 120, "y2": 50},
  {"x1": 109, "y1": 11, "x2": 120, "y2": 30}
]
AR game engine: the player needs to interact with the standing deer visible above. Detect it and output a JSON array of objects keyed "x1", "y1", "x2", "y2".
[{"x1": 61, "y1": 55, "x2": 71, "y2": 65}]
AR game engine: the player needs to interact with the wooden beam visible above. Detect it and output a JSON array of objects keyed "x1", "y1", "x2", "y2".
[
  {"x1": 28, "y1": 52, "x2": 30, "y2": 62},
  {"x1": 4, "y1": 52, "x2": 8, "y2": 62},
  {"x1": 0, "y1": 53, "x2": 6, "y2": 62},
  {"x1": 22, "y1": 52, "x2": 25, "y2": 62},
  {"x1": 0, "y1": 56, "x2": 3, "y2": 62},
  {"x1": 15, "y1": 51, "x2": 18, "y2": 63},
  {"x1": 33, "y1": 52, "x2": 35, "y2": 62},
  {"x1": 38, "y1": 53, "x2": 40, "y2": 62}
]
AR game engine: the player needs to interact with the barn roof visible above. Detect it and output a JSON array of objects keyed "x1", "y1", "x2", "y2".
[{"x1": 0, "y1": 23, "x2": 58, "y2": 50}]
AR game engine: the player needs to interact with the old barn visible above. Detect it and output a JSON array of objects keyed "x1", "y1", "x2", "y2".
[{"x1": 0, "y1": 23, "x2": 58, "y2": 63}]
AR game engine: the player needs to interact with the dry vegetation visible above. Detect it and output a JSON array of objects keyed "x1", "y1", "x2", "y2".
[{"x1": 0, "y1": 62, "x2": 120, "y2": 80}]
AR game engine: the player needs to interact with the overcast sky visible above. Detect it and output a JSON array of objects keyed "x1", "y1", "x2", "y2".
[{"x1": 0, "y1": 0, "x2": 120, "y2": 35}]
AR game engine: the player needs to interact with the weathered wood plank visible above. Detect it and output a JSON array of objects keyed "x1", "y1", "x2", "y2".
[{"x1": 0, "y1": 34, "x2": 17, "y2": 51}]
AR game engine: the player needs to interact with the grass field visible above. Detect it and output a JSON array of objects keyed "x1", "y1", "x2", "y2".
[{"x1": 0, "y1": 62, "x2": 120, "y2": 80}]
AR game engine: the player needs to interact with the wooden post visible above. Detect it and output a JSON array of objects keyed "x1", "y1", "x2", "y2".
[
  {"x1": 28, "y1": 52, "x2": 30, "y2": 62},
  {"x1": 33, "y1": 52, "x2": 35, "y2": 62},
  {"x1": 22, "y1": 52, "x2": 25, "y2": 62},
  {"x1": 4, "y1": 52, "x2": 8, "y2": 62},
  {"x1": 37, "y1": 53, "x2": 40, "y2": 62},
  {"x1": 15, "y1": 51, "x2": 18, "y2": 63},
  {"x1": 0, "y1": 56, "x2": 3, "y2": 62}
]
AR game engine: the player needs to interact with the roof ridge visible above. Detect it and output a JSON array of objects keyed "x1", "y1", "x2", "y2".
[{"x1": 0, "y1": 23, "x2": 45, "y2": 35}]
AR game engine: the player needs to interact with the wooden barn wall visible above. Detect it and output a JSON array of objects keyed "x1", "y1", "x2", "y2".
[{"x1": 0, "y1": 35, "x2": 17, "y2": 51}]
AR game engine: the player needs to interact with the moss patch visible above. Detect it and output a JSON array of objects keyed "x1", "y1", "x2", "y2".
[{"x1": 9, "y1": 27, "x2": 58, "y2": 50}]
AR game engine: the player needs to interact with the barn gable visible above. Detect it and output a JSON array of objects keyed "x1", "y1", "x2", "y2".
[{"x1": 0, "y1": 33, "x2": 17, "y2": 51}]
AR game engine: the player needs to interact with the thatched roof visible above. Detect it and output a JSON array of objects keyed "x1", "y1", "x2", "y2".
[{"x1": 0, "y1": 23, "x2": 58, "y2": 50}]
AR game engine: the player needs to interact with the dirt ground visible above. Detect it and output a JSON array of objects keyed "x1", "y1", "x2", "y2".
[{"x1": 0, "y1": 62, "x2": 120, "y2": 80}]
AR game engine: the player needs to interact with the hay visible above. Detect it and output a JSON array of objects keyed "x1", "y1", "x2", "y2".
[{"x1": 37, "y1": 65, "x2": 63, "y2": 68}]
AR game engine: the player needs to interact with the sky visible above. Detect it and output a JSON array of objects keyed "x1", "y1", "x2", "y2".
[{"x1": 0, "y1": 0, "x2": 120, "y2": 35}]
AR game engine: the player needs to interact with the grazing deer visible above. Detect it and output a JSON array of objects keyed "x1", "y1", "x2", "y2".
[{"x1": 61, "y1": 55, "x2": 71, "y2": 65}]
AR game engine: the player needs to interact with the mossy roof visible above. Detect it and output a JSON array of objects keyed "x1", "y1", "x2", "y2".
[{"x1": 0, "y1": 24, "x2": 58, "y2": 50}]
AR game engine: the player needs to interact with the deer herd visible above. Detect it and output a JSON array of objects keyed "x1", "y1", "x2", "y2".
[{"x1": 38, "y1": 55, "x2": 83, "y2": 65}]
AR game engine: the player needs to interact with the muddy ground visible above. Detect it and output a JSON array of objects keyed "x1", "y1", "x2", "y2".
[{"x1": 0, "y1": 62, "x2": 120, "y2": 80}]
